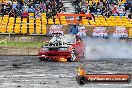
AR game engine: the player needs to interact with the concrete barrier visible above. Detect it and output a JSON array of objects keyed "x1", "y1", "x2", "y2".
[
  {"x1": 0, "y1": 35, "x2": 52, "y2": 42},
  {"x1": 0, "y1": 35, "x2": 51, "y2": 55},
  {"x1": 0, "y1": 47, "x2": 38, "y2": 55}
]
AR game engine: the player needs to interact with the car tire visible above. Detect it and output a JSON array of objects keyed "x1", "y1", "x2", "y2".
[
  {"x1": 67, "y1": 50, "x2": 76, "y2": 62},
  {"x1": 76, "y1": 76, "x2": 86, "y2": 85},
  {"x1": 39, "y1": 57, "x2": 48, "y2": 61}
]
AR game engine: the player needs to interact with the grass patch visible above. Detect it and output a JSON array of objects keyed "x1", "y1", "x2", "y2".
[{"x1": 0, "y1": 42, "x2": 44, "y2": 48}]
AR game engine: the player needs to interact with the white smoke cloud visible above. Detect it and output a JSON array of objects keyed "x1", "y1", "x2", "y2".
[{"x1": 83, "y1": 37, "x2": 132, "y2": 60}]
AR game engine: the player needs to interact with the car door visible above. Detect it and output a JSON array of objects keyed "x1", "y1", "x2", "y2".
[{"x1": 74, "y1": 40, "x2": 84, "y2": 57}]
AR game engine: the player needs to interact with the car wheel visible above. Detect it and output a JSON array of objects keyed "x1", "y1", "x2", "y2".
[
  {"x1": 76, "y1": 76, "x2": 86, "y2": 85},
  {"x1": 67, "y1": 50, "x2": 76, "y2": 62},
  {"x1": 39, "y1": 57, "x2": 48, "y2": 61}
]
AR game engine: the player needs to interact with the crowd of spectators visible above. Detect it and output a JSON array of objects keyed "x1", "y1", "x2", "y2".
[
  {"x1": 0, "y1": 0, "x2": 65, "y2": 18},
  {"x1": 0, "y1": 0, "x2": 131, "y2": 19},
  {"x1": 72, "y1": 0, "x2": 131, "y2": 18}
]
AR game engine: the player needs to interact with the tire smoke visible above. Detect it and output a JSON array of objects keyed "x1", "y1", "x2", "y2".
[{"x1": 83, "y1": 37, "x2": 132, "y2": 60}]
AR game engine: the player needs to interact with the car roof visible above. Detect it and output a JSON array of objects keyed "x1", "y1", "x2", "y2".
[{"x1": 63, "y1": 34, "x2": 76, "y2": 43}]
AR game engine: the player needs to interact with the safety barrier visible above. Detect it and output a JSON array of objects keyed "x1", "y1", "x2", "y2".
[
  {"x1": 0, "y1": 24, "x2": 131, "y2": 35},
  {"x1": 57, "y1": 13, "x2": 92, "y2": 24}
]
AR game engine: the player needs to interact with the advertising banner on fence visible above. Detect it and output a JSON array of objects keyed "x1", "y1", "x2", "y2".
[
  {"x1": 48, "y1": 25, "x2": 64, "y2": 35},
  {"x1": 46, "y1": 25, "x2": 131, "y2": 38}
]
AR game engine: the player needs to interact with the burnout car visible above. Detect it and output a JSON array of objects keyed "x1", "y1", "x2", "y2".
[
  {"x1": 38, "y1": 33, "x2": 85, "y2": 62},
  {"x1": 112, "y1": 26, "x2": 128, "y2": 39},
  {"x1": 92, "y1": 27, "x2": 108, "y2": 38}
]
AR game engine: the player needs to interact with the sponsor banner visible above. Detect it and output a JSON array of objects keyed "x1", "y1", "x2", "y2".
[
  {"x1": 76, "y1": 66, "x2": 131, "y2": 85},
  {"x1": 76, "y1": 74, "x2": 131, "y2": 85},
  {"x1": 48, "y1": 25, "x2": 64, "y2": 35},
  {"x1": 85, "y1": 74, "x2": 131, "y2": 83},
  {"x1": 46, "y1": 25, "x2": 131, "y2": 38}
]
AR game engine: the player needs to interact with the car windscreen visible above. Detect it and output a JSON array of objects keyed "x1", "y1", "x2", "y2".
[{"x1": 63, "y1": 34, "x2": 76, "y2": 43}]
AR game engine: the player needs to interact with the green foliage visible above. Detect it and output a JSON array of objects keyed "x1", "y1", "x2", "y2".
[{"x1": 0, "y1": 39, "x2": 7, "y2": 45}]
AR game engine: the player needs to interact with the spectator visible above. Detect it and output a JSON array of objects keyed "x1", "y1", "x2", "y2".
[
  {"x1": 24, "y1": 0, "x2": 29, "y2": 4},
  {"x1": 57, "y1": 1, "x2": 65, "y2": 13},
  {"x1": 112, "y1": 5, "x2": 118, "y2": 15},
  {"x1": 0, "y1": 0, "x2": 66, "y2": 18},
  {"x1": 2, "y1": 0, "x2": 131, "y2": 19},
  {"x1": 15, "y1": 5, "x2": 21, "y2": 17},
  {"x1": 70, "y1": 24, "x2": 79, "y2": 35},
  {"x1": 0, "y1": 8, "x2": 3, "y2": 17},
  {"x1": 39, "y1": 2, "x2": 45, "y2": 12},
  {"x1": 28, "y1": 6, "x2": 35, "y2": 13},
  {"x1": 96, "y1": 8, "x2": 102, "y2": 15},
  {"x1": 35, "y1": 10, "x2": 41, "y2": 18},
  {"x1": 73, "y1": 0, "x2": 131, "y2": 18},
  {"x1": 21, "y1": 10, "x2": 29, "y2": 18},
  {"x1": 7, "y1": 0, "x2": 12, "y2": 5},
  {"x1": 6, "y1": 3, "x2": 12, "y2": 12},
  {"x1": 29, "y1": 0, "x2": 34, "y2": 6},
  {"x1": 13, "y1": 1, "x2": 18, "y2": 8},
  {"x1": 46, "y1": 9, "x2": 52, "y2": 18},
  {"x1": 9, "y1": 8, "x2": 16, "y2": 17},
  {"x1": 125, "y1": 10, "x2": 129, "y2": 17},
  {"x1": 80, "y1": 0, "x2": 87, "y2": 8},
  {"x1": 23, "y1": 3, "x2": 28, "y2": 12},
  {"x1": 124, "y1": 2, "x2": 130, "y2": 11},
  {"x1": 117, "y1": 4, "x2": 125, "y2": 16},
  {"x1": 128, "y1": 12, "x2": 131, "y2": 19},
  {"x1": 52, "y1": 0, "x2": 57, "y2": 7}
]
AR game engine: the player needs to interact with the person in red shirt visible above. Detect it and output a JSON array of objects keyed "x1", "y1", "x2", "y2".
[{"x1": 21, "y1": 10, "x2": 29, "y2": 18}]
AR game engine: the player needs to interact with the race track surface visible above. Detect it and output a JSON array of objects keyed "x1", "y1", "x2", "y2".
[{"x1": 0, "y1": 56, "x2": 132, "y2": 88}]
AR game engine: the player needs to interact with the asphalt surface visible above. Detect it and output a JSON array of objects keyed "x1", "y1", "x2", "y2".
[
  {"x1": 0, "y1": 37, "x2": 132, "y2": 88},
  {"x1": 0, "y1": 56, "x2": 132, "y2": 88}
]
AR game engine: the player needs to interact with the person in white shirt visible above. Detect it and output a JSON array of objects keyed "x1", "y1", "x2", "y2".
[{"x1": 77, "y1": 26, "x2": 86, "y2": 36}]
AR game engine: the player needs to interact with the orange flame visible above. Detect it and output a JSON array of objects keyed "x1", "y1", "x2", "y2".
[
  {"x1": 59, "y1": 57, "x2": 67, "y2": 62},
  {"x1": 78, "y1": 66, "x2": 86, "y2": 76}
]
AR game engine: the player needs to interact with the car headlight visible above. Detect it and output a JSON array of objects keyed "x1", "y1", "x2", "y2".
[
  {"x1": 40, "y1": 48, "x2": 48, "y2": 51},
  {"x1": 59, "y1": 48, "x2": 68, "y2": 50}
]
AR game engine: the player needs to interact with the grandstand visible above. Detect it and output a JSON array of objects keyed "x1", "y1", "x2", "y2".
[{"x1": 0, "y1": 0, "x2": 131, "y2": 35}]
